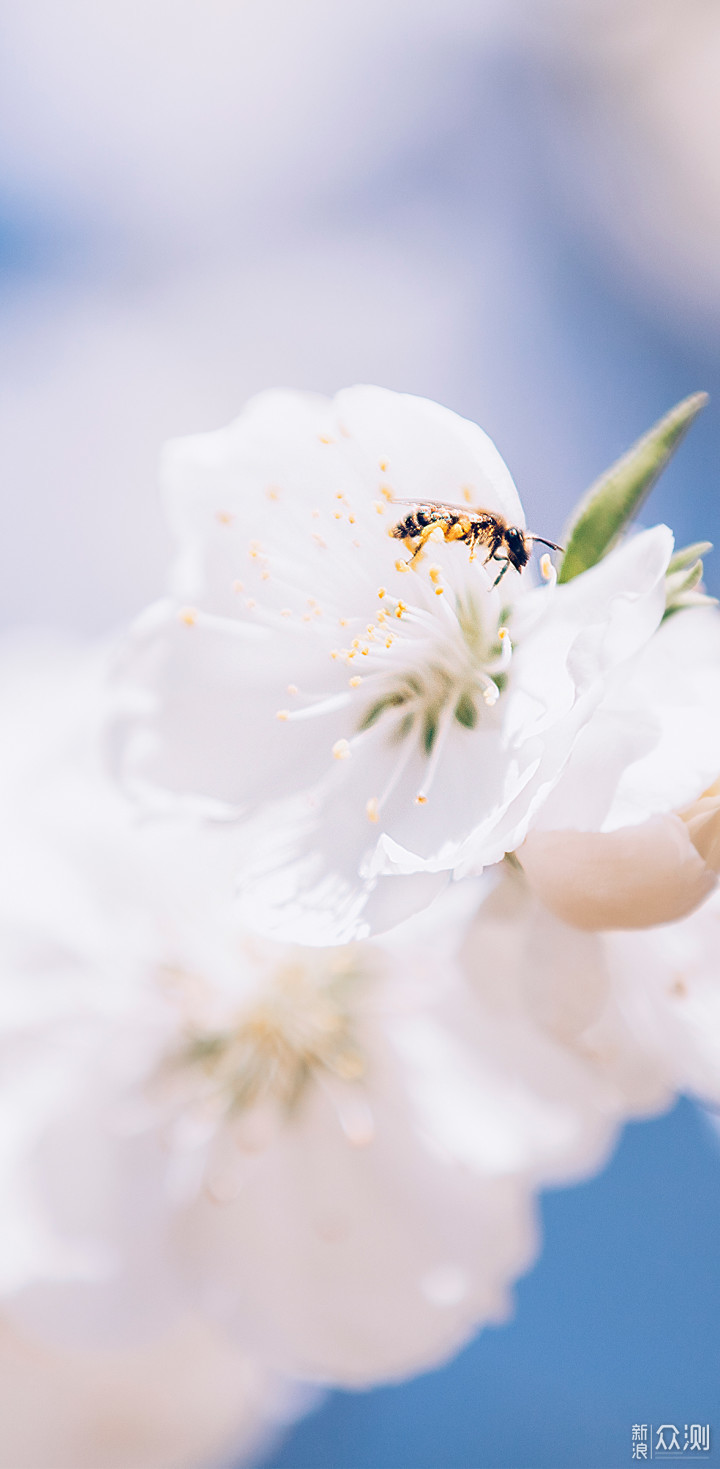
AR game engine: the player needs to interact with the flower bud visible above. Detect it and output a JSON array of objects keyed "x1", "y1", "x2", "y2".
[
  {"x1": 518, "y1": 811, "x2": 717, "y2": 931},
  {"x1": 678, "y1": 786, "x2": 720, "y2": 872}
]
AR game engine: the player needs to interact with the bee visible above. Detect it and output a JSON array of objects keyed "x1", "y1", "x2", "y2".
[{"x1": 389, "y1": 499, "x2": 563, "y2": 587}]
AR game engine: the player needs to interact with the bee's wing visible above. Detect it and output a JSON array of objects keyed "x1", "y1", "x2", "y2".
[{"x1": 390, "y1": 497, "x2": 490, "y2": 514}]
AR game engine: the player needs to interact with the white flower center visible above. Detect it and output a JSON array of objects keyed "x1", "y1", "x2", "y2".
[
  {"x1": 164, "y1": 950, "x2": 366, "y2": 1119},
  {"x1": 357, "y1": 589, "x2": 511, "y2": 750},
  {"x1": 346, "y1": 586, "x2": 513, "y2": 811}
]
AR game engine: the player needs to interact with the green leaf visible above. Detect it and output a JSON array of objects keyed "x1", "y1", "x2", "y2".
[
  {"x1": 666, "y1": 540, "x2": 713, "y2": 574},
  {"x1": 558, "y1": 392, "x2": 708, "y2": 584},
  {"x1": 663, "y1": 542, "x2": 717, "y2": 620}
]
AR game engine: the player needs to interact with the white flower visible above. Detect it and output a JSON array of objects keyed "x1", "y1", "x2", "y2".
[
  {"x1": 0, "y1": 642, "x2": 625, "y2": 1387},
  {"x1": 115, "y1": 385, "x2": 676, "y2": 941},
  {"x1": 0, "y1": 1314, "x2": 286, "y2": 1469},
  {"x1": 462, "y1": 863, "x2": 720, "y2": 1124},
  {"x1": 527, "y1": 604, "x2": 720, "y2": 838},
  {"x1": 517, "y1": 604, "x2": 720, "y2": 928}
]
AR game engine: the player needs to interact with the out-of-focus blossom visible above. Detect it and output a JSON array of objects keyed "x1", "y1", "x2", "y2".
[
  {"x1": 115, "y1": 385, "x2": 678, "y2": 941},
  {"x1": 0, "y1": 644, "x2": 549, "y2": 1386},
  {"x1": 5, "y1": 632, "x2": 720, "y2": 1390},
  {"x1": 462, "y1": 861, "x2": 720, "y2": 1124},
  {"x1": 0, "y1": 1315, "x2": 284, "y2": 1469}
]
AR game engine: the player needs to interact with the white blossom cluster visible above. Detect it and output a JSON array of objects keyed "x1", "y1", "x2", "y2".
[{"x1": 3, "y1": 386, "x2": 720, "y2": 1467}]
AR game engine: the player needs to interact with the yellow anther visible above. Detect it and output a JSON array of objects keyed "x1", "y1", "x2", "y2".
[
  {"x1": 216, "y1": 510, "x2": 233, "y2": 525},
  {"x1": 366, "y1": 797, "x2": 380, "y2": 823},
  {"x1": 377, "y1": 587, "x2": 386, "y2": 599},
  {"x1": 385, "y1": 637, "x2": 393, "y2": 648},
  {"x1": 435, "y1": 586, "x2": 444, "y2": 596},
  {"x1": 265, "y1": 485, "x2": 281, "y2": 501},
  {"x1": 318, "y1": 434, "x2": 335, "y2": 445},
  {"x1": 395, "y1": 559, "x2": 409, "y2": 574},
  {"x1": 339, "y1": 617, "x2": 348, "y2": 627},
  {"x1": 373, "y1": 500, "x2": 385, "y2": 514},
  {"x1": 334, "y1": 511, "x2": 342, "y2": 519},
  {"x1": 395, "y1": 602, "x2": 407, "y2": 619},
  {"x1": 336, "y1": 492, "x2": 344, "y2": 500},
  {"x1": 249, "y1": 540, "x2": 262, "y2": 555},
  {"x1": 330, "y1": 650, "x2": 339, "y2": 660},
  {"x1": 276, "y1": 709, "x2": 290, "y2": 721},
  {"x1": 428, "y1": 565, "x2": 442, "y2": 584},
  {"x1": 361, "y1": 646, "x2": 370, "y2": 656},
  {"x1": 462, "y1": 486, "x2": 474, "y2": 504},
  {"x1": 380, "y1": 486, "x2": 393, "y2": 501},
  {"x1": 179, "y1": 606, "x2": 198, "y2": 626},
  {"x1": 415, "y1": 794, "x2": 428, "y2": 806},
  {"x1": 232, "y1": 579, "x2": 244, "y2": 593},
  {"x1": 540, "y1": 553, "x2": 553, "y2": 581},
  {"x1": 498, "y1": 626, "x2": 509, "y2": 641},
  {"x1": 379, "y1": 459, "x2": 388, "y2": 472},
  {"x1": 287, "y1": 684, "x2": 299, "y2": 695},
  {"x1": 261, "y1": 569, "x2": 270, "y2": 580},
  {"x1": 349, "y1": 675, "x2": 362, "y2": 687},
  {"x1": 352, "y1": 637, "x2": 361, "y2": 648},
  {"x1": 366, "y1": 624, "x2": 375, "y2": 636},
  {"x1": 332, "y1": 739, "x2": 351, "y2": 760},
  {"x1": 348, "y1": 514, "x2": 356, "y2": 524}
]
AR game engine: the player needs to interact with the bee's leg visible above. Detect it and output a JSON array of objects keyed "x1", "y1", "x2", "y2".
[
  {"x1": 490, "y1": 557, "x2": 510, "y2": 589},
  {"x1": 482, "y1": 534, "x2": 503, "y2": 568}
]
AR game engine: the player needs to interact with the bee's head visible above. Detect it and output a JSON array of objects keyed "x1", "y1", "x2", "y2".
[{"x1": 505, "y1": 526, "x2": 529, "y2": 570}]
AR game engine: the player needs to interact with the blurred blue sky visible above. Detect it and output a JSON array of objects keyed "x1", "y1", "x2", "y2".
[{"x1": 1, "y1": 8, "x2": 719, "y2": 1468}]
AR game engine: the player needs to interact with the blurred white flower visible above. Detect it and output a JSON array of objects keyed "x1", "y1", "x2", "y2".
[
  {"x1": 0, "y1": 640, "x2": 625, "y2": 1387},
  {"x1": 115, "y1": 385, "x2": 676, "y2": 941},
  {"x1": 463, "y1": 860, "x2": 720, "y2": 1126},
  {"x1": 7, "y1": 618, "x2": 720, "y2": 1394},
  {"x1": 0, "y1": 1314, "x2": 286, "y2": 1469}
]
